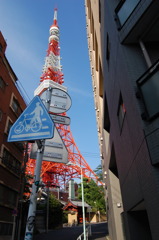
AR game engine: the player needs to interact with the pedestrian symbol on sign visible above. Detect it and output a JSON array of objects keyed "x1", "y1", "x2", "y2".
[
  {"x1": 30, "y1": 102, "x2": 44, "y2": 126},
  {"x1": 8, "y1": 96, "x2": 54, "y2": 142}
]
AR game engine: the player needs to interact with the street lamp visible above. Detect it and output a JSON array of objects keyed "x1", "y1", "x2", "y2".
[{"x1": 67, "y1": 162, "x2": 86, "y2": 240}]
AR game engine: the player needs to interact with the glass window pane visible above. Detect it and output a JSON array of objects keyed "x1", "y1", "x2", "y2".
[
  {"x1": 117, "y1": 0, "x2": 140, "y2": 26},
  {"x1": 140, "y1": 72, "x2": 159, "y2": 118},
  {"x1": 0, "y1": 77, "x2": 5, "y2": 89},
  {"x1": 0, "y1": 43, "x2": 2, "y2": 52},
  {"x1": 0, "y1": 110, "x2": 2, "y2": 121},
  {"x1": 0, "y1": 185, "x2": 4, "y2": 203},
  {"x1": 117, "y1": 95, "x2": 126, "y2": 130},
  {"x1": 7, "y1": 121, "x2": 13, "y2": 134},
  {"x1": 12, "y1": 98, "x2": 19, "y2": 113}
]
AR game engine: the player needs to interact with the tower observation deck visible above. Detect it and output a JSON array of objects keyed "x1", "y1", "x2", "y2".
[{"x1": 25, "y1": 9, "x2": 101, "y2": 188}]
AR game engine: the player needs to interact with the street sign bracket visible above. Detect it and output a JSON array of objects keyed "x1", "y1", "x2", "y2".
[{"x1": 36, "y1": 140, "x2": 43, "y2": 149}]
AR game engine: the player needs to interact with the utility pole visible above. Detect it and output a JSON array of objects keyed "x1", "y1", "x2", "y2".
[
  {"x1": 81, "y1": 167, "x2": 86, "y2": 240},
  {"x1": 67, "y1": 162, "x2": 86, "y2": 240}
]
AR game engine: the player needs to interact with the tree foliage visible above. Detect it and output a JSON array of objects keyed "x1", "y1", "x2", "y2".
[
  {"x1": 48, "y1": 194, "x2": 67, "y2": 228},
  {"x1": 78, "y1": 178, "x2": 106, "y2": 214},
  {"x1": 94, "y1": 164, "x2": 103, "y2": 181}
]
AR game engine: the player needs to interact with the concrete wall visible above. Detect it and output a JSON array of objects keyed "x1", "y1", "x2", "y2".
[{"x1": 68, "y1": 212, "x2": 78, "y2": 226}]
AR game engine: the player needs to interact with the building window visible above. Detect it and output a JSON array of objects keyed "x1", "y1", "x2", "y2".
[
  {"x1": 0, "y1": 184, "x2": 4, "y2": 203},
  {"x1": 2, "y1": 148, "x2": 21, "y2": 176},
  {"x1": 104, "y1": 94, "x2": 110, "y2": 132},
  {"x1": 7, "y1": 121, "x2": 12, "y2": 134},
  {"x1": 137, "y1": 60, "x2": 159, "y2": 120},
  {"x1": 10, "y1": 95, "x2": 22, "y2": 116},
  {"x1": 106, "y1": 33, "x2": 110, "y2": 61},
  {"x1": 0, "y1": 222, "x2": 13, "y2": 236},
  {"x1": 0, "y1": 43, "x2": 2, "y2": 52},
  {"x1": 115, "y1": 0, "x2": 140, "y2": 27},
  {"x1": 117, "y1": 94, "x2": 126, "y2": 130},
  {"x1": 5, "y1": 118, "x2": 13, "y2": 134},
  {"x1": 109, "y1": 144, "x2": 118, "y2": 177},
  {"x1": 12, "y1": 97, "x2": 19, "y2": 113},
  {"x1": 0, "y1": 76, "x2": 5, "y2": 90},
  {"x1": 0, "y1": 110, "x2": 2, "y2": 122},
  {"x1": 0, "y1": 184, "x2": 17, "y2": 207}
]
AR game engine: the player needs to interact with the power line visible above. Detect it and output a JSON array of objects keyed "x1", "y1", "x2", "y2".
[
  {"x1": 16, "y1": 80, "x2": 31, "y2": 105},
  {"x1": 81, "y1": 151, "x2": 100, "y2": 158}
]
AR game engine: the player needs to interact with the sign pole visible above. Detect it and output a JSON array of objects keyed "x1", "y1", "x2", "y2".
[
  {"x1": 24, "y1": 146, "x2": 44, "y2": 240},
  {"x1": 11, "y1": 214, "x2": 16, "y2": 240},
  {"x1": 24, "y1": 88, "x2": 52, "y2": 240},
  {"x1": 81, "y1": 168, "x2": 86, "y2": 240}
]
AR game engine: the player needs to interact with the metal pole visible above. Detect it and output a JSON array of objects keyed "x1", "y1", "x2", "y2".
[
  {"x1": 88, "y1": 210, "x2": 92, "y2": 236},
  {"x1": 139, "y1": 40, "x2": 152, "y2": 68},
  {"x1": 97, "y1": 210, "x2": 100, "y2": 222},
  {"x1": 24, "y1": 145, "x2": 44, "y2": 240},
  {"x1": 57, "y1": 187, "x2": 59, "y2": 200},
  {"x1": 46, "y1": 183, "x2": 50, "y2": 233},
  {"x1": 11, "y1": 215, "x2": 16, "y2": 240},
  {"x1": 81, "y1": 168, "x2": 86, "y2": 240},
  {"x1": 24, "y1": 87, "x2": 52, "y2": 240}
]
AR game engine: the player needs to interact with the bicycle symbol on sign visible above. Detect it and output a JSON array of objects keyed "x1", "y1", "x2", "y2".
[{"x1": 14, "y1": 102, "x2": 44, "y2": 134}]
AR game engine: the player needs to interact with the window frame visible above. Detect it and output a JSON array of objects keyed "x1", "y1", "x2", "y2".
[
  {"x1": 117, "y1": 94, "x2": 126, "y2": 131},
  {"x1": 106, "y1": 33, "x2": 110, "y2": 61},
  {"x1": 115, "y1": 0, "x2": 141, "y2": 29},
  {"x1": 0, "y1": 109, "x2": 2, "y2": 122},
  {"x1": 1, "y1": 145, "x2": 21, "y2": 176},
  {"x1": 10, "y1": 93, "x2": 22, "y2": 115},
  {"x1": 0, "y1": 43, "x2": 2, "y2": 52},
  {"x1": 5, "y1": 117, "x2": 13, "y2": 134},
  {"x1": 137, "y1": 59, "x2": 159, "y2": 121},
  {"x1": 0, "y1": 76, "x2": 5, "y2": 90}
]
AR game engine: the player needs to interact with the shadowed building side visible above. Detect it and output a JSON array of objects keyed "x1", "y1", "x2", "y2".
[{"x1": 85, "y1": 0, "x2": 159, "y2": 239}]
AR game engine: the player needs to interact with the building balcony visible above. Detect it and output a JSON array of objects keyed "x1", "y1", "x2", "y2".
[
  {"x1": 115, "y1": 0, "x2": 159, "y2": 44},
  {"x1": 137, "y1": 58, "x2": 159, "y2": 121}
]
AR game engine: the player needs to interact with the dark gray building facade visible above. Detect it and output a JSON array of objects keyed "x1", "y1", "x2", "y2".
[
  {"x1": 85, "y1": 0, "x2": 159, "y2": 239},
  {"x1": 101, "y1": 0, "x2": 159, "y2": 239}
]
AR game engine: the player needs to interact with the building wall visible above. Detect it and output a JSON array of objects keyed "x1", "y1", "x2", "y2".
[
  {"x1": 85, "y1": 0, "x2": 159, "y2": 240},
  {"x1": 85, "y1": 0, "x2": 104, "y2": 152},
  {"x1": 68, "y1": 212, "x2": 78, "y2": 226},
  {"x1": 85, "y1": 1, "x2": 124, "y2": 239},
  {"x1": 0, "y1": 31, "x2": 26, "y2": 238},
  {"x1": 103, "y1": 1, "x2": 159, "y2": 239}
]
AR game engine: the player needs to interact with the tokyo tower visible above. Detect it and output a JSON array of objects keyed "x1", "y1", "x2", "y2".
[{"x1": 26, "y1": 9, "x2": 100, "y2": 188}]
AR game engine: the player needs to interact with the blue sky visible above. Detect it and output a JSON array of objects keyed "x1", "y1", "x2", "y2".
[{"x1": 0, "y1": 0, "x2": 100, "y2": 171}]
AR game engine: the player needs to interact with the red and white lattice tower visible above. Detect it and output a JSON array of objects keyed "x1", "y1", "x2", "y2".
[{"x1": 26, "y1": 9, "x2": 100, "y2": 188}]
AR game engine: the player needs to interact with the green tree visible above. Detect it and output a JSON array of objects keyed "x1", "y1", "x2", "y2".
[
  {"x1": 78, "y1": 178, "x2": 106, "y2": 214},
  {"x1": 48, "y1": 194, "x2": 64, "y2": 229},
  {"x1": 94, "y1": 164, "x2": 103, "y2": 181}
]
